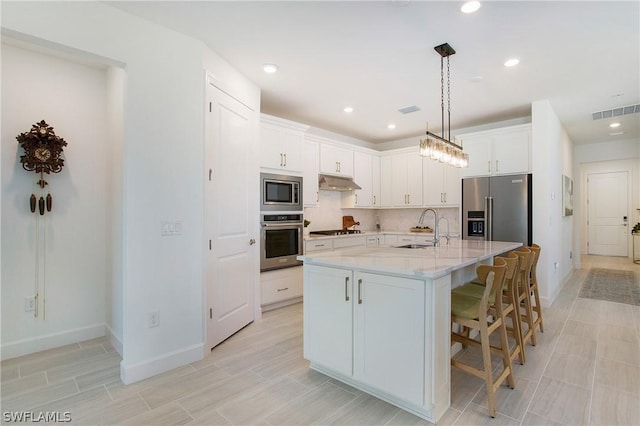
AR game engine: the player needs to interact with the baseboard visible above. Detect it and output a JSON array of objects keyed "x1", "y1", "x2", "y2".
[
  {"x1": 0, "y1": 323, "x2": 106, "y2": 361},
  {"x1": 120, "y1": 343, "x2": 204, "y2": 384},
  {"x1": 105, "y1": 324, "x2": 123, "y2": 357},
  {"x1": 541, "y1": 266, "x2": 575, "y2": 307},
  {"x1": 261, "y1": 296, "x2": 303, "y2": 312}
]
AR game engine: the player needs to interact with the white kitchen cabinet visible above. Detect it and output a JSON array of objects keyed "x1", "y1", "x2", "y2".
[
  {"x1": 305, "y1": 239, "x2": 333, "y2": 253},
  {"x1": 353, "y1": 272, "x2": 426, "y2": 405},
  {"x1": 383, "y1": 234, "x2": 398, "y2": 246},
  {"x1": 371, "y1": 155, "x2": 381, "y2": 208},
  {"x1": 320, "y1": 143, "x2": 354, "y2": 177},
  {"x1": 333, "y1": 235, "x2": 366, "y2": 249},
  {"x1": 365, "y1": 235, "x2": 382, "y2": 247},
  {"x1": 260, "y1": 115, "x2": 308, "y2": 172},
  {"x1": 304, "y1": 265, "x2": 426, "y2": 406},
  {"x1": 381, "y1": 151, "x2": 422, "y2": 207},
  {"x1": 342, "y1": 150, "x2": 376, "y2": 208},
  {"x1": 423, "y1": 159, "x2": 461, "y2": 206},
  {"x1": 260, "y1": 266, "x2": 303, "y2": 311},
  {"x1": 304, "y1": 265, "x2": 354, "y2": 376},
  {"x1": 303, "y1": 139, "x2": 320, "y2": 207},
  {"x1": 458, "y1": 124, "x2": 531, "y2": 178}
]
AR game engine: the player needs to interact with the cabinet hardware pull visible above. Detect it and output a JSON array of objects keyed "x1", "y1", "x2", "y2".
[
  {"x1": 358, "y1": 279, "x2": 363, "y2": 304},
  {"x1": 316, "y1": 192, "x2": 319, "y2": 202},
  {"x1": 277, "y1": 287, "x2": 289, "y2": 292},
  {"x1": 284, "y1": 153, "x2": 287, "y2": 167},
  {"x1": 488, "y1": 160, "x2": 491, "y2": 172},
  {"x1": 407, "y1": 194, "x2": 410, "y2": 204},
  {"x1": 317, "y1": 244, "x2": 325, "y2": 247},
  {"x1": 373, "y1": 195, "x2": 376, "y2": 205},
  {"x1": 280, "y1": 153, "x2": 284, "y2": 167},
  {"x1": 444, "y1": 193, "x2": 447, "y2": 203},
  {"x1": 495, "y1": 160, "x2": 499, "y2": 172},
  {"x1": 345, "y1": 277, "x2": 350, "y2": 301},
  {"x1": 355, "y1": 194, "x2": 358, "y2": 204}
]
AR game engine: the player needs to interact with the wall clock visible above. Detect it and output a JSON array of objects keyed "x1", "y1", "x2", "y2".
[{"x1": 16, "y1": 120, "x2": 67, "y2": 214}]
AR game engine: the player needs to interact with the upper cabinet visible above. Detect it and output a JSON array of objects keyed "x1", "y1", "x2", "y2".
[
  {"x1": 303, "y1": 138, "x2": 320, "y2": 207},
  {"x1": 320, "y1": 143, "x2": 354, "y2": 177},
  {"x1": 457, "y1": 124, "x2": 531, "y2": 178},
  {"x1": 380, "y1": 151, "x2": 423, "y2": 207},
  {"x1": 422, "y1": 159, "x2": 461, "y2": 207},
  {"x1": 342, "y1": 150, "x2": 379, "y2": 208},
  {"x1": 260, "y1": 114, "x2": 309, "y2": 173}
]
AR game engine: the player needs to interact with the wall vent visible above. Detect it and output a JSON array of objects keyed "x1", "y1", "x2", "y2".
[
  {"x1": 398, "y1": 105, "x2": 421, "y2": 114},
  {"x1": 591, "y1": 104, "x2": 640, "y2": 120}
]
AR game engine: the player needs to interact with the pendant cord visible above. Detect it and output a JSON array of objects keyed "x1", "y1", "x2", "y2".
[
  {"x1": 440, "y1": 56, "x2": 445, "y2": 139},
  {"x1": 447, "y1": 55, "x2": 451, "y2": 142}
]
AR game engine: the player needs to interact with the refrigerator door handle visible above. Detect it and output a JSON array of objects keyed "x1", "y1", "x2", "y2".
[{"x1": 485, "y1": 196, "x2": 494, "y2": 241}]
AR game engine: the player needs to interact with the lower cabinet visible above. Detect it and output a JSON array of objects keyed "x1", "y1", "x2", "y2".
[
  {"x1": 304, "y1": 264, "x2": 427, "y2": 406},
  {"x1": 260, "y1": 266, "x2": 303, "y2": 311}
]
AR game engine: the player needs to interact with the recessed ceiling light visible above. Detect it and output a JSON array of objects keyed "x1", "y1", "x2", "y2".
[
  {"x1": 610, "y1": 131, "x2": 625, "y2": 136},
  {"x1": 461, "y1": 1, "x2": 481, "y2": 14},
  {"x1": 504, "y1": 58, "x2": 520, "y2": 67},
  {"x1": 262, "y1": 64, "x2": 278, "y2": 74},
  {"x1": 387, "y1": 124, "x2": 396, "y2": 130},
  {"x1": 609, "y1": 122, "x2": 621, "y2": 128},
  {"x1": 344, "y1": 106, "x2": 354, "y2": 113}
]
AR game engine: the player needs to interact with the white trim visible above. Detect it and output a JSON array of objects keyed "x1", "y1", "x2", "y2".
[
  {"x1": 120, "y1": 343, "x2": 203, "y2": 384},
  {"x1": 0, "y1": 323, "x2": 106, "y2": 361},
  {"x1": 106, "y1": 324, "x2": 123, "y2": 357}
]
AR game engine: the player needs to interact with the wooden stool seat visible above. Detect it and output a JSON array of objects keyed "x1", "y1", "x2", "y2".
[{"x1": 451, "y1": 263, "x2": 516, "y2": 418}]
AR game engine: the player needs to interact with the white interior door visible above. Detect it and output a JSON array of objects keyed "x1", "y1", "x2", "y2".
[
  {"x1": 206, "y1": 82, "x2": 257, "y2": 349},
  {"x1": 587, "y1": 171, "x2": 629, "y2": 256}
]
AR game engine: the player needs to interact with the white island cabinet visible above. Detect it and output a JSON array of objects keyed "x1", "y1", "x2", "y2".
[{"x1": 299, "y1": 240, "x2": 521, "y2": 423}]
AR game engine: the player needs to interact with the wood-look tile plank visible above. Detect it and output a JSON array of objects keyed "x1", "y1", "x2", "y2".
[
  {"x1": 75, "y1": 363, "x2": 121, "y2": 391},
  {"x1": 597, "y1": 323, "x2": 639, "y2": 344},
  {"x1": 318, "y1": 392, "x2": 401, "y2": 425},
  {"x1": 543, "y1": 352, "x2": 595, "y2": 389},
  {"x1": 106, "y1": 364, "x2": 197, "y2": 401},
  {"x1": 528, "y1": 376, "x2": 590, "y2": 425},
  {"x1": 0, "y1": 343, "x2": 82, "y2": 369},
  {"x1": 472, "y1": 376, "x2": 538, "y2": 421},
  {"x1": 121, "y1": 401, "x2": 193, "y2": 426},
  {"x1": 264, "y1": 381, "x2": 358, "y2": 425},
  {"x1": 386, "y1": 409, "x2": 439, "y2": 425},
  {"x1": 590, "y1": 384, "x2": 640, "y2": 425},
  {"x1": 0, "y1": 363, "x2": 20, "y2": 382},
  {"x1": 139, "y1": 364, "x2": 231, "y2": 409},
  {"x1": 46, "y1": 351, "x2": 121, "y2": 384},
  {"x1": 31, "y1": 386, "x2": 113, "y2": 420},
  {"x1": 176, "y1": 370, "x2": 266, "y2": 419},
  {"x1": 598, "y1": 339, "x2": 640, "y2": 366},
  {"x1": 1, "y1": 378, "x2": 79, "y2": 412},
  {"x1": 18, "y1": 345, "x2": 108, "y2": 377},
  {"x1": 594, "y1": 357, "x2": 640, "y2": 394},
  {"x1": 449, "y1": 402, "x2": 520, "y2": 425},
  {"x1": 217, "y1": 377, "x2": 307, "y2": 425},
  {"x1": 1, "y1": 372, "x2": 47, "y2": 398},
  {"x1": 520, "y1": 411, "x2": 564, "y2": 426},
  {"x1": 73, "y1": 394, "x2": 150, "y2": 425}
]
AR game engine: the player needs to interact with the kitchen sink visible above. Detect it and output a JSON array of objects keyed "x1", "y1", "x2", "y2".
[{"x1": 394, "y1": 243, "x2": 434, "y2": 249}]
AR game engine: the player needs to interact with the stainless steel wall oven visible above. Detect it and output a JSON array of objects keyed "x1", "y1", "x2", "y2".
[{"x1": 260, "y1": 213, "x2": 303, "y2": 271}]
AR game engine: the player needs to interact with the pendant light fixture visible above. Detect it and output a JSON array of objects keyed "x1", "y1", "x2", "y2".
[{"x1": 419, "y1": 43, "x2": 469, "y2": 168}]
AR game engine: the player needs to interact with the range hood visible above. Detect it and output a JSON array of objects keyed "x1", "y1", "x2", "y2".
[{"x1": 318, "y1": 174, "x2": 362, "y2": 191}]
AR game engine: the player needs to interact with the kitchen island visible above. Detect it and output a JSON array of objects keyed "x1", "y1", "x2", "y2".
[{"x1": 297, "y1": 239, "x2": 521, "y2": 424}]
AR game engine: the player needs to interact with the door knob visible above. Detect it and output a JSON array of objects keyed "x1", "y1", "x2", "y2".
[{"x1": 249, "y1": 238, "x2": 256, "y2": 245}]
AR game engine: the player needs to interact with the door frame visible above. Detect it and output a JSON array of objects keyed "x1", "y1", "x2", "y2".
[{"x1": 579, "y1": 159, "x2": 634, "y2": 258}]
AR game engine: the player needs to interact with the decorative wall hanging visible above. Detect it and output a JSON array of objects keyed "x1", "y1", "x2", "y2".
[
  {"x1": 16, "y1": 120, "x2": 67, "y2": 319},
  {"x1": 16, "y1": 120, "x2": 67, "y2": 215}
]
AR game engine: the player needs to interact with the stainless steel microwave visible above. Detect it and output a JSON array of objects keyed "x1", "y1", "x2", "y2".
[{"x1": 260, "y1": 173, "x2": 303, "y2": 211}]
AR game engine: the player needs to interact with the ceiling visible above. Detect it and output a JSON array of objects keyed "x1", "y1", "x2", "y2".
[{"x1": 107, "y1": 1, "x2": 639, "y2": 146}]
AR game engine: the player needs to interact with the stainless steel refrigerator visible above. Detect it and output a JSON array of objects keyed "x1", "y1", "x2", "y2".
[{"x1": 462, "y1": 174, "x2": 532, "y2": 246}]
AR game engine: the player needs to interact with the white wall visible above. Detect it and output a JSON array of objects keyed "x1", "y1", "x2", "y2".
[
  {"x1": 531, "y1": 100, "x2": 574, "y2": 306},
  {"x1": 1, "y1": 43, "x2": 110, "y2": 357},
  {"x1": 2, "y1": 1, "x2": 259, "y2": 383},
  {"x1": 574, "y1": 140, "x2": 640, "y2": 261}
]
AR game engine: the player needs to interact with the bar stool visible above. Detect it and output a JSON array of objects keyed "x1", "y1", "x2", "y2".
[
  {"x1": 513, "y1": 248, "x2": 537, "y2": 347},
  {"x1": 451, "y1": 263, "x2": 515, "y2": 417},
  {"x1": 452, "y1": 254, "x2": 525, "y2": 365},
  {"x1": 529, "y1": 244, "x2": 544, "y2": 333}
]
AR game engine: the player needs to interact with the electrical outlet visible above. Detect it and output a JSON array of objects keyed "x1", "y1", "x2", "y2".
[
  {"x1": 25, "y1": 297, "x2": 36, "y2": 312},
  {"x1": 147, "y1": 311, "x2": 160, "y2": 328}
]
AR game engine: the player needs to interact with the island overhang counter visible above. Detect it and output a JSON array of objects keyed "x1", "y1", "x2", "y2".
[{"x1": 297, "y1": 240, "x2": 522, "y2": 423}]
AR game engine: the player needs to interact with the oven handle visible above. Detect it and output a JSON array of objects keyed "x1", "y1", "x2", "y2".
[{"x1": 261, "y1": 222, "x2": 303, "y2": 229}]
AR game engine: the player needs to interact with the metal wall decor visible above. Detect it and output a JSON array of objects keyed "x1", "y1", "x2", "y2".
[{"x1": 16, "y1": 120, "x2": 67, "y2": 215}]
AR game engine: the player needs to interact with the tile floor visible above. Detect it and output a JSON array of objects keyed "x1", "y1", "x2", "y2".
[{"x1": 1, "y1": 255, "x2": 638, "y2": 425}]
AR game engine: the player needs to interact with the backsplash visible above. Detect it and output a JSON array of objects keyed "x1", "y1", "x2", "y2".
[{"x1": 304, "y1": 191, "x2": 460, "y2": 235}]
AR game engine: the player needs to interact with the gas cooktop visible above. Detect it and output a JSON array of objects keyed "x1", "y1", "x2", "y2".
[{"x1": 310, "y1": 229, "x2": 362, "y2": 236}]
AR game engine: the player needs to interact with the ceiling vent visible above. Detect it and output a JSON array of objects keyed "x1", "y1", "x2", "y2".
[
  {"x1": 591, "y1": 104, "x2": 640, "y2": 120},
  {"x1": 398, "y1": 105, "x2": 421, "y2": 114}
]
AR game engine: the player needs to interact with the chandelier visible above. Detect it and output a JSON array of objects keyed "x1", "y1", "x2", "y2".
[{"x1": 419, "y1": 43, "x2": 469, "y2": 168}]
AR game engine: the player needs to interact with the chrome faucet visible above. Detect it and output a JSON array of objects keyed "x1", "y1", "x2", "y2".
[
  {"x1": 418, "y1": 208, "x2": 439, "y2": 247},
  {"x1": 438, "y1": 217, "x2": 450, "y2": 245}
]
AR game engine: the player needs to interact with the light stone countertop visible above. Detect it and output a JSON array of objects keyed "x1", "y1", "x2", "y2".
[
  {"x1": 304, "y1": 230, "x2": 461, "y2": 241},
  {"x1": 298, "y1": 239, "x2": 522, "y2": 279}
]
